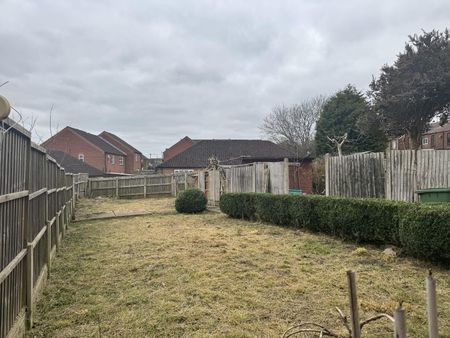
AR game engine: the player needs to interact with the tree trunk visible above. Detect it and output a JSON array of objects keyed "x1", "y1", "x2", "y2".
[{"x1": 408, "y1": 130, "x2": 421, "y2": 150}]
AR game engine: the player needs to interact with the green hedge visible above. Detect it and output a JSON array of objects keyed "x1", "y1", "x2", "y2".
[
  {"x1": 399, "y1": 204, "x2": 450, "y2": 261},
  {"x1": 219, "y1": 193, "x2": 450, "y2": 262},
  {"x1": 219, "y1": 193, "x2": 256, "y2": 220},
  {"x1": 175, "y1": 189, "x2": 207, "y2": 213}
]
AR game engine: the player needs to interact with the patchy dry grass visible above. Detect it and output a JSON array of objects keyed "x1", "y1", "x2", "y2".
[
  {"x1": 30, "y1": 198, "x2": 450, "y2": 337},
  {"x1": 75, "y1": 196, "x2": 175, "y2": 216}
]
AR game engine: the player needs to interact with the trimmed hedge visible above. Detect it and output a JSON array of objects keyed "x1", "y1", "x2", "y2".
[
  {"x1": 219, "y1": 193, "x2": 256, "y2": 220},
  {"x1": 219, "y1": 193, "x2": 450, "y2": 262},
  {"x1": 175, "y1": 189, "x2": 207, "y2": 213},
  {"x1": 399, "y1": 204, "x2": 450, "y2": 261}
]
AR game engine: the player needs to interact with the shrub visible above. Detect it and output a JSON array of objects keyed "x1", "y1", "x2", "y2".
[
  {"x1": 219, "y1": 192, "x2": 449, "y2": 262},
  {"x1": 219, "y1": 193, "x2": 256, "y2": 219},
  {"x1": 312, "y1": 197, "x2": 406, "y2": 244},
  {"x1": 399, "y1": 204, "x2": 450, "y2": 262},
  {"x1": 255, "y1": 194, "x2": 292, "y2": 226},
  {"x1": 175, "y1": 189, "x2": 207, "y2": 214}
]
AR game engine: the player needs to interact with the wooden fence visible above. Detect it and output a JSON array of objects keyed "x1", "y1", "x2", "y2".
[
  {"x1": 88, "y1": 173, "x2": 196, "y2": 198},
  {"x1": 0, "y1": 118, "x2": 87, "y2": 338},
  {"x1": 201, "y1": 160, "x2": 292, "y2": 205},
  {"x1": 325, "y1": 149, "x2": 450, "y2": 201}
]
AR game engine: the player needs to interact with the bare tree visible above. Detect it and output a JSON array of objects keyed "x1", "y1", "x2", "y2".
[
  {"x1": 260, "y1": 96, "x2": 326, "y2": 158},
  {"x1": 327, "y1": 133, "x2": 348, "y2": 157}
]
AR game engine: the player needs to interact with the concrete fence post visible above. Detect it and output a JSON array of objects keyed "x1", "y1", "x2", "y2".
[{"x1": 283, "y1": 158, "x2": 289, "y2": 194}]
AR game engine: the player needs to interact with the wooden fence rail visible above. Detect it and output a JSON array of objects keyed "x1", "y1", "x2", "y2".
[
  {"x1": 87, "y1": 173, "x2": 196, "y2": 198},
  {"x1": 0, "y1": 118, "x2": 88, "y2": 338}
]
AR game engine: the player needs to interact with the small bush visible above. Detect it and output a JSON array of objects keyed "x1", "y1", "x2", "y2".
[
  {"x1": 219, "y1": 193, "x2": 256, "y2": 219},
  {"x1": 175, "y1": 189, "x2": 207, "y2": 214},
  {"x1": 399, "y1": 204, "x2": 450, "y2": 262}
]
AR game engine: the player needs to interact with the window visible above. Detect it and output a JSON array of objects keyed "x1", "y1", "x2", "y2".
[
  {"x1": 111, "y1": 155, "x2": 115, "y2": 164},
  {"x1": 78, "y1": 154, "x2": 85, "y2": 162},
  {"x1": 422, "y1": 137, "x2": 429, "y2": 146},
  {"x1": 391, "y1": 140, "x2": 397, "y2": 149},
  {"x1": 119, "y1": 157, "x2": 124, "y2": 166},
  {"x1": 447, "y1": 133, "x2": 450, "y2": 146},
  {"x1": 135, "y1": 154, "x2": 139, "y2": 162},
  {"x1": 431, "y1": 134, "x2": 435, "y2": 147}
]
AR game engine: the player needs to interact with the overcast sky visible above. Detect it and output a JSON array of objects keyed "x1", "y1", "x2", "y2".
[{"x1": 1, "y1": 1, "x2": 449, "y2": 156}]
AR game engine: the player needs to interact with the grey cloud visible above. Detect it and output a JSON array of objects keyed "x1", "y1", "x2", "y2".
[{"x1": 1, "y1": 0, "x2": 449, "y2": 155}]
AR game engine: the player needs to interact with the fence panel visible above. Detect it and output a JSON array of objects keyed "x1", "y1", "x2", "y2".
[
  {"x1": 326, "y1": 152, "x2": 385, "y2": 198},
  {"x1": 0, "y1": 118, "x2": 86, "y2": 338},
  {"x1": 88, "y1": 174, "x2": 191, "y2": 198},
  {"x1": 0, "y1": 119, "x2": 30, "y2": 338},
  {"x1": 326, "y1": 150, "x2": 450, "y2": 201}
]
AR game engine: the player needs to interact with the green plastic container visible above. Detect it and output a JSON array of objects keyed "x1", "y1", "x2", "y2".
[
  {"x1": 416, "y1": 188, "x2": 450, "y2": 203},
  {"x1": 288, "y1": 188, "x2": 302, "y2": 195}
]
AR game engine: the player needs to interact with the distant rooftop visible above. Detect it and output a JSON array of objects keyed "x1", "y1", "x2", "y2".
[
  {"x1": 158, "y1": 139, "x2": 297, "y2": 168},
  {"x1": 67, "y1": 127, "x2": 126, "y2": 156}
]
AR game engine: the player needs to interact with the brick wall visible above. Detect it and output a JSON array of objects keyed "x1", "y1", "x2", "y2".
[
  {"x1": 43, "y1": 128, "x2": 107, "y2": 171},
  {"x1": 163, "y1": 136, "x2": 196, "y2": 161},
  {"x1": 99, "y1": 132, "x2": 140, "y2": 173},
  {"x1": 105, "y1": 154, "x2": 126, "y2": 173},
  {"x1": 289, "y1": 161, "x2": 313, "y2": 194}
]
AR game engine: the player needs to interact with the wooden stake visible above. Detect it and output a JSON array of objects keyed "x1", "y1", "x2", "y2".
[
  {"x1": 394, "y1": 302, "x2": 407, "y2": 338},
  {"x1": 347, "y1": 270, "x2": 361, "y2": 338},
  {"x1": 426, "y1": 270, "x2": 439, "y2": 338}
]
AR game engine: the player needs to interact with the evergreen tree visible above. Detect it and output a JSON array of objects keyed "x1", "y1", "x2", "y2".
[
  {"x1": 315, "y1": 85, "x2": 386, "y2": 156},
  {"x1": 369, "y1": 29, "x2": 450, "y2": 149}
]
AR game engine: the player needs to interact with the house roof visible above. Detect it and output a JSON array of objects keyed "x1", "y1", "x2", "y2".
[
  {"x1": 157, "y1": 139, "x2": 296, "y2": 168},
  {"x1": 67, "y1": 127, "x2": 126, "y2": 156},
  {"x1": 424, "y1": 122, "x2": 450, "y2": 135},
  {"x1": 99, "y1": 131, "x2": 142, "y2": 154},
  {"x1": 47, "y1": 150, "x2": 105, "y2": 177}
]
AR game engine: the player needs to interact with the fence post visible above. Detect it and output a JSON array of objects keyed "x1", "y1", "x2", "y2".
[
  {"x1": 46, "y1": 220, "x2": 52, "y2": 275},
  {"x1": 26, "y1": 242, "x2": 34, "y2": 329},
  {"x1": 55, "y1": 212, "x2": 60, "y2": 250},
  {"x1": 61, "y1": 206, "x2": 66, "y2": 238},
  {"x1": 143, "y1": 177, "x2": 147, "y2": 198},
  {"x1": 252, "y1": 164, "x2": 257, "y2": 192},
  {"x1": 426, "y1": 271, "x2": 439, "y2": 338},
  {"x1": 325, "y1": 153, "x2": 330, "y2": 196},
  {"x1": 394, "y1": 303, "x2": 407, "y2": 338},
  {"x1": 171, "y1": 175, "x2": 176, "y2": 196},
  {"x1": 115, "y1": 177, "x2": 119, "y2": 197},
  {"x1": 347, "y1": 271, "x2": 361, "y2": 338},
  {"x1": 283, "y1": 158, "x2": 289, "y2": 194}
]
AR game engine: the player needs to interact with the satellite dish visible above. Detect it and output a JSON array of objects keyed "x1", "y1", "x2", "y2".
[{"x1": 0, "y1": 95, "x2": 11, "y2": 120}]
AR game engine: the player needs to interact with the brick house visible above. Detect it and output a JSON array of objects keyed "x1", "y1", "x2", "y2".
[
  {"x1": 157, "y1": 139, "x2": 313, "y2": 193},
  {"x1": 391, "y1": 122, "x2": 450, "y2": 150},
  {"x1": 42, "y1": 127, "x2": 127, "y2": 174},
  {"x1": 163, "y1": 136, "x2": 198, "y2": 161},
  {"x1": 47, "y1": 150, "x2": 105, "y2": 177},
  {"x1": 99, "y1": 131, "x2": 144, "y2": 173}
]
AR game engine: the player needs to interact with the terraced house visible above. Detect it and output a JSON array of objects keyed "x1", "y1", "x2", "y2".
[{"x1": 42, "y1": 127, "x2": 134, "y2": 174}]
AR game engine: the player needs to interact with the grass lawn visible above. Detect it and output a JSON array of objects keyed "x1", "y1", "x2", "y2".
[{"x1": 30, "y1": 198, "x2": 450, "y2": 337}]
